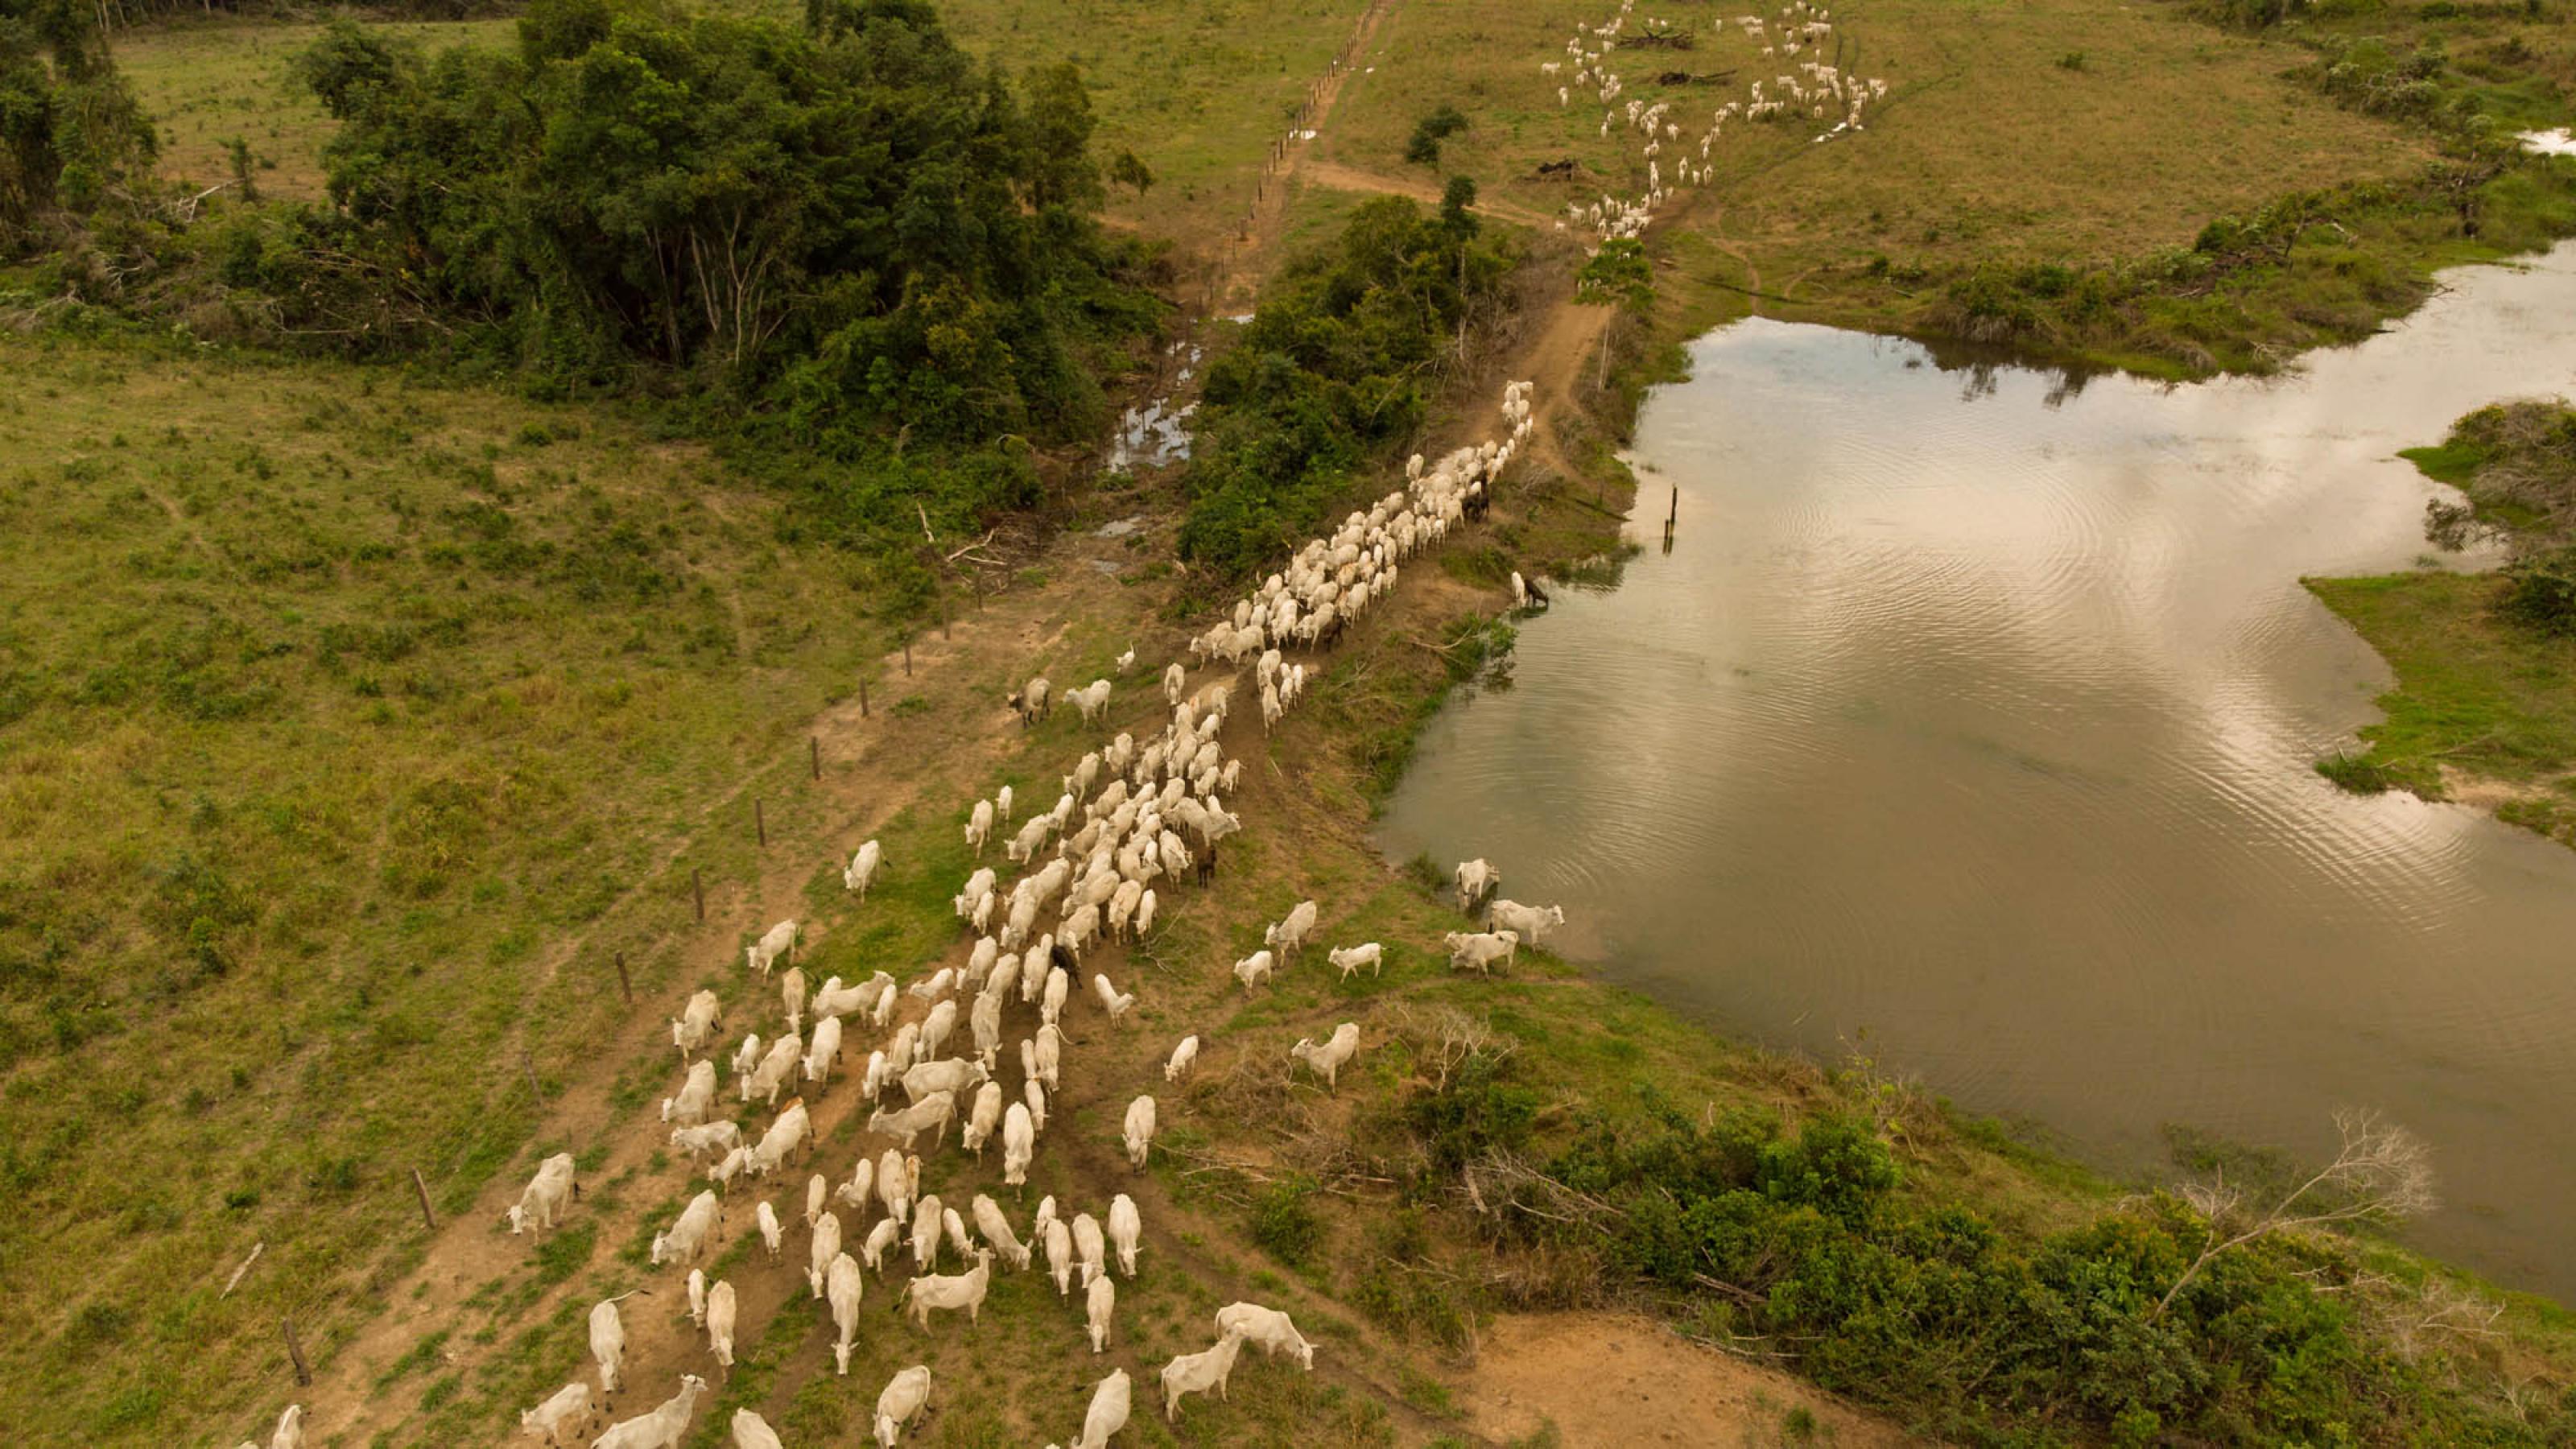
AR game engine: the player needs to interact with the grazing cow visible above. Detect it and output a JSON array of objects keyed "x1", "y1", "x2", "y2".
[
  {"x1": 972, "y1": 1193, "x2": 1031, "y2": 1269},
  {"x1": 1163, "y1": 1035, "x2": 1199, "y2": 1083},
  {"x1": 518, "y1": 1382, "x2": 594, "y2": 1446},
  {"x1": 1159, "y1": 1332, "x2": 1247, "y2": 1422},
  {"x1": 1091, "y1": 972, "x2": 1135, "y2": 1024},
  {"x1": 506, "y1": 1153, "x2": 577, "y2": 1236},
  {"x1": 730, "y1": 1408, "x2": 785, "y2": 1449},
  {"x1": 1087, "y1": 1273, "x2": 1116, "y2": 1353},
  {"x1": 1123, "y1": 1096, "x2": 1157, "y2": 1170},
  {"x1": 704, "y1": 1278, "x2": 737, "y2": 1368},
  {"x1": 1072, "y1": 1368, "x2": 1131, "y2": 1449},
  {"x1": 663, "y1": 1059, "x2": 717, "y2": 1127},
  {"x1": 1290, "y1": 1022, "x2": 1362, "y2": 1091},
  {"x1": 1442, "y1": 929, "x2": 1519, "y2": 976},
  {"x1": 1216, "y1": 1302, "x2": 1317, "y2": 1368},
  {"x1": 590, "y1": 1374, "x2": 707, "y2": 1449},
  {"x1": 900, "y1": 1250, "x2": 994, "y2": 1329},
  {"x1": 873, "y1": 1365, "x2": 933, "y2": 1447},
  {"x1": 1008, "y1": 677, "x2": 1052, "y2": 727},
  {"x1": 1327, "y1": 942, "x2": 1383, "y2": 980},
  {"x1": 1455, "y1": 858, "x2": 1499, "y2": 912},
  {"x1": 843, "y1": 839, "x2": 883, "y2": 898},
  {"x1": 588, "y1": 1299, "x2": 626, "y2": 1397},
  {"x1": 1108, "y1": 1193, "x2": 1142, "y2": 1278},
  {"x1": 1487, "y1": 899, "x2": 1566, "y2": 947},
  {"x1": 1232, "y1": 949, "x2": 1274, "y2": 991},
  {"x1": 746, "y1": 919, "x2": 799, "y2": 976},
  {"x1": 828, "y1": 1252, "x2": 866, "y2": 1375},
  {"x1": 651, "y1": 1191, "x2": 722, "y2": 1269},
  {"x1": 868, "y1": 1091, "x2": 957, "y2": 1152},
  {"x1": 672, "y1": 990, "x2": 722, "y2": 1060},
  {"x1": 1264, "y1": 900, "x2": 1319, "y2": 960}
]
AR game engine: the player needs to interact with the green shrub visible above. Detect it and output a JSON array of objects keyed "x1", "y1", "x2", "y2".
[{"x1": 1249, "y1": 1175, "x2": 1326, "y2": 1266}]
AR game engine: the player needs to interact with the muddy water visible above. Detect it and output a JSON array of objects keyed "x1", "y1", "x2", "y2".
[{"x1": 1380, "y1": 248, "x2": 2576, "y2": 1301}]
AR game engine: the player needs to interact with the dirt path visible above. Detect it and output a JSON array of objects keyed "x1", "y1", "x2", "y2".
[
  {"x1": 1300, "y1": 159, "x2": 1565, "y2": 229},
  {"x1": 1215, "y1": 0, "x2": 1398, "y2": 307},
  {"x1": 1461, "y1": 1314, "x2": 1919, "y2": 1447}
]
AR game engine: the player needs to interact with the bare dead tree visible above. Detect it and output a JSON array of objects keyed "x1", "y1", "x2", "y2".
[{"x1": 2152, "y1": 1108, "x2": 2437, "y2": 1322}]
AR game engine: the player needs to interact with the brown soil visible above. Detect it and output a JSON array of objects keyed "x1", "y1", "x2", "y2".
[{"x1": 1460, "y1": 1314, "x2": 1922, "y2": 1448}]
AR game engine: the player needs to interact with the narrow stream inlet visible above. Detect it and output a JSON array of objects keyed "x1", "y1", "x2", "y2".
[{"x1": 1381, "y1": 246, "x2": 2576, "y2": 1302}]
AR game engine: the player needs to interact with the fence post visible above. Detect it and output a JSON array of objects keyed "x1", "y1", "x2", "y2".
[
  {"x1": 860, "y1": 679, "x2": 870, "y2": 717},
  {"x1": 616, "y1": 951, "x2": 632, "y2": 1004},
  {"x1": 810, "y1": 737, "x2": 821, "y2": 780},
  {"x1": 691, "y1": 868, "x2": 706, "y2": 923},
  {"x1": 411, "y1": 1166, "x2": 438, "y2": 1231},
  {"x1": 283, "y1": 1319, "x2": 312, "y2": 1386},
  {"x1": 755, "y1": 799, "x2": 766, "y2": 847}
]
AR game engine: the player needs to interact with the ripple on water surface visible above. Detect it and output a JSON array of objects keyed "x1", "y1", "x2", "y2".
[{"x1": 1382, "y1": 266, "x2": 2576, "y2": 1302}]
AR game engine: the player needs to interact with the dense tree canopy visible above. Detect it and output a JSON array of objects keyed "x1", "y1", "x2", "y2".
[
  {"x1": 0, "y1": 0, "x2": 155, "y2": 251},
  {"x1": 1178, "y1": 193, "x2": 1512, "y2": 579},
  {"x1": 295, "y1": 0, "x2": 1156, "y2": 448}
]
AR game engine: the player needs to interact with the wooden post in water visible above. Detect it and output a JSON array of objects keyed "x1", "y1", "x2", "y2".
[
  {"x1": 1668, "y1": 486, "x2": 1678, "y2": 527},
  {"x1": 615, "y1": 951, "x2": 632, "y2": 1004},
  {"x1": 283, "y1": 1319, "x2": 312, "y2": 1386},
  {"x1": 691, "y1": 868, "x2": 706, "y2": 923},
  {"x1": 410, "y1": 1167, "x2": 438, "y2": 1231}
]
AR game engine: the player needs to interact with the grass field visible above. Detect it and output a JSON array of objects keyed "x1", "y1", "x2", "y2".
[
  {"x1": 1315, "y1": 0, "x2": 2435, "y2": 294},
  {"x1": 114, "y1": 0, "x2": 1373, "y2": 244},
  {"x1": 25, "y1": 0, "x2": 2576, "y2": 1441},
  {"x1": 0, "y1": 331, "x2": 910, "y2": 1440}
]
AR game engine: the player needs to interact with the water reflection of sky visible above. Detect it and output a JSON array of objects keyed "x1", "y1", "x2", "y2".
[{"x1": 1381, "y1": 246, "x2": 2576, "y2": 1301}]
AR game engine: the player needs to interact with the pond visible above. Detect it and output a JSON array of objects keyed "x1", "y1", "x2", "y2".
[{"x1": 1380, "y1": 247, "x2": 2576, "y2": 1301}]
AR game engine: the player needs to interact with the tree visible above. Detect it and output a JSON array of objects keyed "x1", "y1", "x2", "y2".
[
  {"x1": 1575, "y1": 238, "x2": 1653, "y2": 389},
  {"x1": 2152, "y1": 1108, "x2": 2436, "y2": 1321},
  {"x1": 0, "y1": 0, "x2": 155, "y2": 250},
  {"x1": 1107, "y1": 147, "x2": 1154, "y2": 197}
]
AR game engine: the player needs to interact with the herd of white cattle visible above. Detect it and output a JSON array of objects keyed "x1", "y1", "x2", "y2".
[
  {"x1": 1553, "y1": 1, "x2": 1889, "y2": 244},
  {"x1": 234, "y1": 380, "x2": 1570, "y2": 1449}
]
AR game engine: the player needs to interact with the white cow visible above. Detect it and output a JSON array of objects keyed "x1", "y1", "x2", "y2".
[
  {"x1": 749, "y1": 1099, "x2": 811, "y2": 1175},
  {"x1": 1232, "y1": 949, "x2": 1274, "y2": 991},
  {"x1": 1072, "y1": 1368, "x2": 1131, "y2": 1449},
  {"x1": 1159, "y1": 1332, "x2": 1247, "y2": 1422},
  {"x1": 592, "y1": 1375, "x2": 706, "y2": 1449},
  {"x1": 809, "y1": 1210, "x2": 842, "y2": 1298},
  {"x1": 663, "y1": 1059, "x2": 718, "y2": 1127},
  {"x1": 742, "y1": 1032, "x2": 803, "y2": 1107},
  {"x1": 730, "y1": 1408, "x2": 785, "y2": 1449},
  {"x1": 1123, "y1": 1096, "x2": 1156, "y2": 1170},
  {"x1": 829, "y1": 1251, "x2": 866, "y2": 1374},
  {"x1": 1045, "y1": 1217, "x2": 1075, "y2": 1296},
  {"x1": 1001, "y1": 1101, "x2": 1035, "y2": 1186},
  {"x1": 900, "y1": 1250, "x2": 994, "y2": 1329},
  {"x1": 651, "y1": 1191, "x2": 722, "y2": 1268},
  {"x1": 1443, "y1": 929, "x2": 1519, "y2": 975},
  {"x1": 803, "y1": 1015, "x2": 844, "y2": 1087},
  {"x1": 1216, "y1": 1302, "x2": 1316, "y2": 1368},
  {"x1": 868, "y1": 1091, "x2": 957, "y2": 1151},
  {"x1": 844, "y1": 839, "x2": 883, "y2": 897},
  {"x1": 962, "y1": 1080, "x2": 1005, "y2": 1158},
  {"x1": 1327, "y1": 942, "x2": 1383, "y2": 980},
  {"x1": 873, "y1": 1365, "x2": 933, "y2": 1447},
  {"x1": 506, "y1": 1153, "x2": 577, "y2": 1235},
  {"x1": 1072, "y1": 1212, "x2": 1107, "y2": 1289},
  {"x1": 1163, "y1": 1035, "x2": 1199, "y2": 1083},
  {"x1": 1488, "y1": 899, "x2": 1566, "y2": 946},
  {"x1": 1290, "y1": 1022, "x2": 1362, "y2": 1091},
  {"x1": 1108, "y1": 1193, "x2": 1141, "y2": 1278},
  {"x1": 972, "y1": 1193, "x2": 1031, "y2": 1269},
  {"x1": 1163, "y1": 661, "x2": 1187, "y2": 705},
  {"x1": 705, "y1": 1278, "x2": 737, "y2": 1367},
  {"x1": 757, "y1": 1199, "x2": 785, "y2": 1260},
  {"x1": 1086, "y1": 1273, "x2": 1116, "y2": 1353},
  {"x1": 1455, "y1": 858, "x2": 1498, "y2": 910},
  {"x1": 518, "y1": 1382, "x2": 594, "y2": 1445},
  {"x1": 1091, "y1": 972, "x2": 1134, "y2": 1024},
  {"x1": 965, "y1": 799, "x2": 993, "y2": 855},
  {"x1": 1263, "y1": 900, "x2": 1319, "y2": 959},
  {"x1": 588, "y1": 1298, "x2": 626, "y2": 1396},
  {"x1": 780, "y1": 968, "x2": 807, "y2": 1035},
  {"x1": 672, "y1": 990, "x2": 722, "y2": 1059},
  {"x1": 747, "y1": 919, "x2": 799, "y2": 976},
  {"x1": 670, "y1": 1120, "x2": 741, "y2": 1161}
]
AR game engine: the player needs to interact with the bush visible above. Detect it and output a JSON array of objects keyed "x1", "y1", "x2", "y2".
[
  {"x1": 2501, "y1": 546, "x2": 2576, "y2": 634},
  {"x1": 1249, "y1": 1176, "x2": 1325, "y2": 1266},
  {"x1": 1179, "y1": 196, "x2": 1514, "y2": 582},
  {"x1": 1403, "y1": 103, "x2": 1469, "y2": 167}
]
